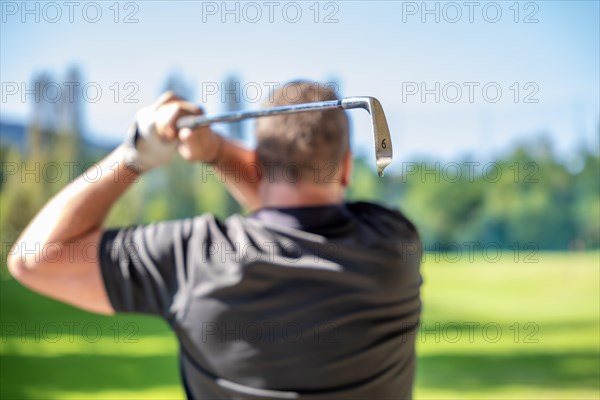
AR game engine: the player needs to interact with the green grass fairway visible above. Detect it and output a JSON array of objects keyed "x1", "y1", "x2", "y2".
[{"x1": 1, "y1": 252, "x2": 598, "y2": 399}]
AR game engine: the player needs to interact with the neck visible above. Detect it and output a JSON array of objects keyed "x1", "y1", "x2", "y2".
[{"x1": 258, "y1": 182, "x2": 345, "y2": 209}]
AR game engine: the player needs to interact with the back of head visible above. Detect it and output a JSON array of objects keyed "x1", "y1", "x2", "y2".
[{"x1": 255, "y1": 81, "x2": 350, "y2": 183}]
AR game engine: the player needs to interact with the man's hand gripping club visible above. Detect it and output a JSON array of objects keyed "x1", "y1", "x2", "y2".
[{"x1": 122, "y1": 92, "x2": 222, "y2": 172}]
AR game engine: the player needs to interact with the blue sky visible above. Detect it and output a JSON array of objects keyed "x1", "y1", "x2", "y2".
[{"x1": 1, "y1": 1, "x2": 598, "y2": 167}]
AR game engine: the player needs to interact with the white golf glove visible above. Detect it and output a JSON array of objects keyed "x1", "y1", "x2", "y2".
[{"x1": 122, "y1": 104, "x2": 178, "y2": 173}]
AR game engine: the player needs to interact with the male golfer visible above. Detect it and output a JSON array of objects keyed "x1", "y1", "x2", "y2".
[{"x1": 9, "y1": 81, "x2": 422, "y2": 399}]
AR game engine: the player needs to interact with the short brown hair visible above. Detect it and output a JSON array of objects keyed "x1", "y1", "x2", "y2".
[{"x1": 255, "y1": 81, "x2": 349, "y2": 183}]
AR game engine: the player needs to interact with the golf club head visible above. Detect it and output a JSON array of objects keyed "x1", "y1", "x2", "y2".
[{"x1": 341, "y1": 97, "x2": 393, "y2": 177}]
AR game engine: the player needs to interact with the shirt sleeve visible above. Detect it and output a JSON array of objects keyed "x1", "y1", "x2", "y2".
[{"x1": 98, "y1": 218, "x2": 198, "y2": 319}]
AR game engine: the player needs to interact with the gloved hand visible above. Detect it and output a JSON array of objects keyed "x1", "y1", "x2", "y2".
[
  {"x1": 122, "y1": 92, "x2": 221, "y2": 172},
  {"x1": 122, "y1": 105, "x2": 176, "y2": 173}
]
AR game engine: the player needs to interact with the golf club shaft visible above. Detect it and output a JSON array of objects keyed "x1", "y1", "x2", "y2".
[
  {"x1": 174, "y1": 96, "x2": 393, "y2": 177},
  {"x1": 176, "y1": 99, "x2": 343, "y2": 130}
]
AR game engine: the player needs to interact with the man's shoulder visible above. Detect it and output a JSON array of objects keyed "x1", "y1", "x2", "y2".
[
  {"x1": 345, "y1": 201, "x2": 420, "y2": 238},
  {"x1": 346, "y1": 200, "x2": 404, "y2": 217}
]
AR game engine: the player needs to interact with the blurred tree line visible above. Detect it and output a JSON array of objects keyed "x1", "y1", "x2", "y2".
[
  {"x1": 348, "y1": 138, "x2": 599, "y2": 251},
  {"x1": 1, "y1": 68, "x2": 598, "y2": 266}
]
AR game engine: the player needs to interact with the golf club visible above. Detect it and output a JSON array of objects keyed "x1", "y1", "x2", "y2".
[{"x1": 176, "y1": 96, "x2": 393, "y2": 177}]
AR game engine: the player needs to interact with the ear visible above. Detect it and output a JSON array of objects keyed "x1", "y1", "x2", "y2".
[{"x1": 340, "y1": 150, "x2": 353, "y2": 187}]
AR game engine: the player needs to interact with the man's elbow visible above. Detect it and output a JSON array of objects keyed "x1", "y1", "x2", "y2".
[
  {"x1": 7, "y1": 245, "x2": 40, "y2": 284},
  {"x1": 7, "y1": 252, "x2": 26, "y2": 282}
]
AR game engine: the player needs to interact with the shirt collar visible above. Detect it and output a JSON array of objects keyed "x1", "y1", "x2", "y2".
[{"x1": 249, "y1": 203, "x2": 352, "y2": 233}]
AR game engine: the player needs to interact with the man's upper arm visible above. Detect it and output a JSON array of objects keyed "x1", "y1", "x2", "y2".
[
  {"x1": 9, "y1": 217, "x2": 201, "y2": 318},
  {"x1": 97, "y1": 218, "x2": 198, "y2": 319},
  {"x1": 8, "y1": 228, "x2": 115, "y2": 315}
]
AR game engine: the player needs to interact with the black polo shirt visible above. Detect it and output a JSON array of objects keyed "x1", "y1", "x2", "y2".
[{"x1": 99, "y1": 201, "x2": 422, "y2": 399}]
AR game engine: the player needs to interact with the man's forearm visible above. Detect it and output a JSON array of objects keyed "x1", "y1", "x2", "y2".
[
  {"x1": 213, "y1": 136, "x2": 261, "y2": 212},
  {"x1": 12, "y1": 146, "x2": 139, "y2": 266}
]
